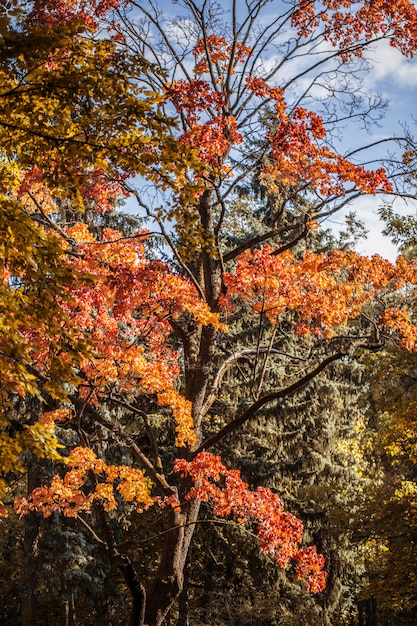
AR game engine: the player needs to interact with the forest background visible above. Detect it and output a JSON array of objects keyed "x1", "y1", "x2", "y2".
[{"x1": 2, "y1": 1, "x2": 417, "y2": 625}]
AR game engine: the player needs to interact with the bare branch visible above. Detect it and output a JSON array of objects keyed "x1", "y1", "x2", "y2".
[
  {"x1": 223, "y1": 223, "x2": 303, "y2": 262},
  {"x1": 72, "y1": 397, "x2": 174, "y2": 498},
  {"x1": 201, "y1": 346, "x2": 309, "y2": 416},
  {"x1": 109, "y1": 395, "x2": 164, "y2": 473},
  {"x1": 75, "y1": 514, "x2": 107, "y2": 547},
  {"x1": 126, "y1": 184, "x2": 206, "y2": 300},
  {"x1": 194, "y1": 350, "x2": 347, "y2": 455}
]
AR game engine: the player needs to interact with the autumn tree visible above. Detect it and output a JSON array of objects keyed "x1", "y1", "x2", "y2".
[
  {"x1": 175, "y1": 271, "x2": 373, "y2": 623},
  {"x1": 4, "y1": 1, "x2": 417, "y2": 625},
  {"x1": 351, "y1": 348, "x2": 417, "y2": 625},
  {"x1": 0, "y1": 0, "x2": 195, "y2": 508},
  {"x1": 174, "y1": 186, "x2": 376, "y2": 624},
  {"x1": 355, "y1": 175, "x2": 417, "y2": 623}
]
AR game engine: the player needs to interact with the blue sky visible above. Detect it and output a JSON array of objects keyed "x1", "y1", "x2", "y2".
[
  {"x1": 329, "y1": 39, "x2": 417, "y2": 260},
  {"x1": 122, "y1": 0, "x2": 417, "y2": 261}
]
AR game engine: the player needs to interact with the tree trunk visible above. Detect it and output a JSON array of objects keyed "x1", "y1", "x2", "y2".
[
  {"x1": 143, "y1": 191, "x2": 218, "y2": 625},
  {"x1": 117, "y1": 553, "x2": 146, "y2": 626},
  {"x1": 177, "y1": 546, "x2": 191, "y2": 626},
  {"x1": 144, "y1": 499, "x2": 200, "y2": 626},
  {"x1": 21, "y1": 467, "x2": 42, "y2": 626},
  {"x1": 356, "y1": 599, "x2": 378, "y2": 626},
  {"x1": 60, "y1": 589, "x2": 76, "y2": 626}
]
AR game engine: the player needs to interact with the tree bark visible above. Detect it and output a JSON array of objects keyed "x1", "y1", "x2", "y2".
[
  {"x1": 144, "y1": 499, "x2": 201, "y2": 626},
  {"x1": 115, "y1": 553, "x2": 146, "y2": 626},
  {"x1": 21, "y1": 467, "x2": 42, "y2": 626},
  {"x1": 177, "y1": 545, "x2": 191, "y2": 626}
]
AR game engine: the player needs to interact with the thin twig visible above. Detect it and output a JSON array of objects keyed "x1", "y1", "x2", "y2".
[
  {"x1": 109, "y1": 395, "x2": 164, "y2": 473},
  {"x1": 75, "y1": 514, "x2": 107, "y2": 547}
]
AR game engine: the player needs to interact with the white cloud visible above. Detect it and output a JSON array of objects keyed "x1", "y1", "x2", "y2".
[
  {"x1": 325, "y1": 194, "x2": 417, "y2": 261},
  {"x1": 366, "y1": 39, "x2": 417, "y2": 89}
]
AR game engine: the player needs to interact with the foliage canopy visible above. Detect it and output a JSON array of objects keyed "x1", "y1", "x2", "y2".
[{"x1": 3, "y1": 1, "x2": 417, "y2": 624}]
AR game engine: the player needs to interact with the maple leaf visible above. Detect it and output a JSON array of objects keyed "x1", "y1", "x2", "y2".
[
  {"x1": 14, "y1": 446, "x2": 154, "y2": 519},
  {"x1": 223, "y1": 246, "x2": 417, "y2": 346},
  {"x1": 174, "y1": 452, "x2": 327, "y2": 593}
]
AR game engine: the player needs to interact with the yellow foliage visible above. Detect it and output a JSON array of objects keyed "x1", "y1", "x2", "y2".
[{"x1": 0, "y1": 16, "x2": 201, "y2": 507}]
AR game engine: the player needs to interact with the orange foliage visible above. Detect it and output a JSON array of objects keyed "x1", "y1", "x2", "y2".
[
  {"x1": 28, "y1": 0, "x2": 127, "y2": 29},
  {"x1": 39, "y1": 408, "x2": 73, "y2": 425},
  {"x1": 15, "y1": 446, "x2": 153, "y2": 518},
  {"x1": 291, "y1": 0, "x2": 417, "y2": 58},
  {"x1": 222, "y1": 246, "x2": 417, "y2": 343},
  {"x1": 175, "y1": 452, "x2": 327, "y2": 593},
  {"x1": 16, "y1": 165, "x2": 129, "y2": 214},
  {"x1": 193, "y1": 34, "x2": 252, "y2": 77},
  {"x1": 381, "y1": 309, "x2": 417, "y2": 352},
  {"x1": 21, "y1": 223, "x2": 226, "y2": 447},
  {"x1": 245, "y1": 76, "x2": 392, "y2": 196},
  {"x1": 11, "y1": 4, "x2": 417, "y2": 607},
  {"x1": 168, "y1": 79, "x2": 242, "y2": 169},
  {"x1": 169, "y1": 57, "x2": 392, "y2": 195}
]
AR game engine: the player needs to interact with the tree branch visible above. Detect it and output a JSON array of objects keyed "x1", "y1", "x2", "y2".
[
  {"x1": 194, "y1": 350, "x2": 345, "y2": 455},
  {"x1": 109, "y1": 395, "x2": 164, "y2": 473},
  {"x1": 223, "y1": 223, "x2": 303, "y2": 263},
  {"x1": 72, "y1": 397, "x2": 174, "y2": 498},
  {"x1": 201, "y1": 346, "x2": 309, "y2": 417},
  {"x1": 75, "y1": 513, "x2": 107, "y2": 547}
]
